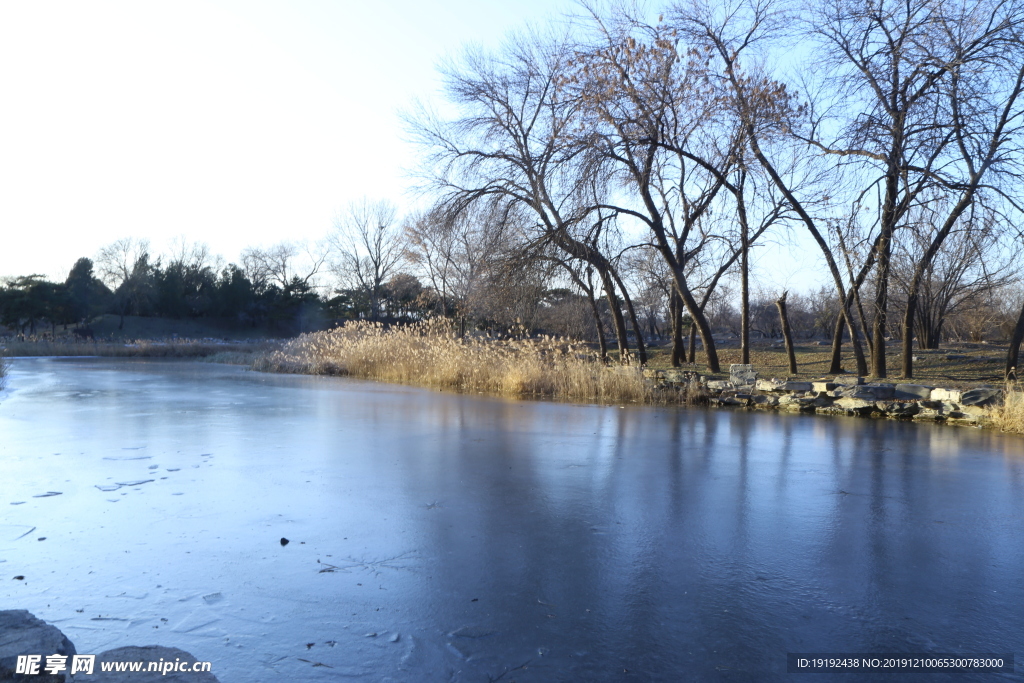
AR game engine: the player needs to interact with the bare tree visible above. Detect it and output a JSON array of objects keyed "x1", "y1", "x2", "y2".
[
  {"x1": 241, "y1": 241, "x2": 327, "y2": 293},
  {"x1": 96, "y1": 238, "x2": 154, "y2": 329},
  {"x1": 894, "y1": 205, "x2": 1019, "y2": 349},
  {"x1": 674, "y1": 0, "x2": 871, "y2": 375},
  {"x1": 328, "y1": 199, "x2": 406, "y2": 321},
  {"x1": 565, "y1": 6, "x2": 744, "y2": 371},
  {"x1": 404, "y1": 209, "x2": 459, "y2": 316},
  {"x1": 894, "y1": 0, "x2": 1024, "y2": 376},
  {"x1": 408, "y1": 33, "x2": 642, "y2": 362}
]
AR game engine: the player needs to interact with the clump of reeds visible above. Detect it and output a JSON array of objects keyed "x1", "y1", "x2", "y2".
[
  {"x1": 253, "y1": 319, "x2": 656, "y2": 404},
  {"x1": 0, "y1": 352, "x2": 7, "y2": 390},
  {"x1": 993, "y1": 382, "x2": 1024, "y2": 434}
]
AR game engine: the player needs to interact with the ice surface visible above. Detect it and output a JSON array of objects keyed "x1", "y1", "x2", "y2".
[{"x1": 1, "y1": 358, "x2": 1023, "y2": 682}]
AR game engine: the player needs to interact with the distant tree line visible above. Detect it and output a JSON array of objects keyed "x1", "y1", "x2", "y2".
[{"x1": 0, "y1": 237, "x2": 433, "y2": 336}]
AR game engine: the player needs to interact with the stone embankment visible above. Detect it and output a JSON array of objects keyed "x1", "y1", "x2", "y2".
[
  {"x1": 0, "y1": 610, "x2": 218, "y2": 682},
  {"x1": 645, "y1": 364, "x2": 1002, "y2": 427}
]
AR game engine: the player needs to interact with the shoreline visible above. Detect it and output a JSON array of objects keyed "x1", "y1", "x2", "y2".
[
  {"x1": 251, "y1": 353, "x2": 1019, "y2": 434},
  {"x1": 2, "y1": 348, "x2": 1019, "y2": 435},
  {"x1": 649, "y1": 367, "x2": 1004, "y2": 430}
]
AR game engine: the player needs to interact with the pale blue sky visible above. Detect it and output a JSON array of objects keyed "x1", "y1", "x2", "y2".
[{"x1": 0, "y1": 0, "x2": 578, "y2": 280}]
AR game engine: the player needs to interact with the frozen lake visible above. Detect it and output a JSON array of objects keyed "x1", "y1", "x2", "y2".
[{"x1": 1, "y1": 357, "x2": 1023, "y2": 681}]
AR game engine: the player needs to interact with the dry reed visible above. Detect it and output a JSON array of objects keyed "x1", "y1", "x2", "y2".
[
  {"x1": 253, "y1": 319, "x2": 659, "y2": 404},
  {"x1": 993, "y1": 383, "x2": 1024, "y2": 434}
]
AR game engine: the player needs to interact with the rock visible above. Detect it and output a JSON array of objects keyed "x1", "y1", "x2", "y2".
[
  {"x1": 811, "y1": 381, "x2": 837, "y2": 392},
  {"x1": 796, "y1": 397, "x2": 818, "y2": 411},
  {"x1": 755, "y1": 378, "x2": 786, "y2": 392},
  {"x1": 778, "y1": 394, "x2": 815, "y2": 411},
  {"x1": 721, "y1": 395, "x2": 751, "y2": 407},
  {"x1": 729, "y1": 364, "x2": 757, "y2": 387},
  {"x1": 751, "y1": 394, "x2": 777, "y2": 407},
  {"x1": 914, "y1": 408, "x2": 946, "y2": 421},
  {"x1": 930, "y1": 388, "x2": 962, "y2": 403},
  {"x1": 877, "y1": 401, "x2": 920, "y2": 417},
  {"x1": 92, "y1": 646, "x2": 220, "y2": 682},
  {"x1": 0, "y1": 610, "x2": 76, "y2": 682},
  {"x1": 960, "y1": 386, "x2": 1002, "y2": 407},
  {"x1": 842, "y1": 384, "x2": 895, "y2": 400},
  {"x1": 707, "y1": 380, "x2": 732, "y2": 391},
  {"x1": 832, "y1": 376, "x2": 865, "y2": 386},
  {"x1": 961, "y1": 404, "x2": 990, "y2": 417},
  {"x1": 893, "y1": 384, "x2": 933, "y2": 400},
  {"x1": 662, "y1": 369, "x2": 698, "y2": 383},
  {"x1": 941, "y1": 401, "x2": 960, "y2": 413},
  {"x1": 783, "y1": 381, "x2": 813, "y2": 392},
  {"x1": 834, "y1": 397, "x2": 876, "y2": 415},
  {"x1": 945, "y1": 354, "x2": 969, "y2": 360}
]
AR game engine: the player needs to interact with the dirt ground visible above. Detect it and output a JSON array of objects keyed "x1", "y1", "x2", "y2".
[{"x1": 643, "y1": 339, "x2": 1015, "y2": 388}]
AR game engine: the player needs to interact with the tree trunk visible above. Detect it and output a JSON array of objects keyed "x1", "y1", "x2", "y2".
[
  {"x1": 740, "y1": 218, "x2": 750, "y2": 365},
  {"x1": 672, "y1": 277, "x2": 720, "y2": 373},
  {"x1": 609, "y1": 268, "x2": 647, "y2": 365},
  {"x1": 586, "y1": 290, "x2": 607, "y2": 362},
  {"x1": 829, "y1": 311, "x2": 844, "y2": 374},
  {"x1": 829, "y1": 300, "x2": 867, "y2": 376},
  {"x1": 852, "y1": 281, "x2": 873, "y2": 360},
  {"x1": 670, "y1": 292, "x2": 686, "y2": 367},
  {"x1": 1006, "y1": 298, "x2": 1024, "y2": 381},
  {"x1": 599, "y1": 268, "x2": 631, "y2": 364},
  {"x1": 776, "y1": 291, "x2": 798, "y2": 375},
  {"x1": 688, "y1": 323, "x2": 698, "y2": 364},
  {"x1": 738, "y1": 175, "x2": 751, "y2": 366},
  {"x1": 871, "y1": 163, "x2": 900, "y2": 379},
  {"x1": 552, "y1": 236, "x2": 630, "y2": 364},
  {"x1": 561, "y1": 261, "x2": 607, "y2": 362},
  {"x1": 900, "y1": 291, "x2": 917, "y2": 378},
  {"x1": 644, "y1": 211, "x2": 720, "y2": 371}
]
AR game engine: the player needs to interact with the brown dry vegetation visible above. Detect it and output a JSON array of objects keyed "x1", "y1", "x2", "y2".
[
  {"x1": 993, "y1": 384, "x2": 1024, "y2": 435},
  {"x1": 253, "y1": 320, "x2": 675, "y2": 404}
]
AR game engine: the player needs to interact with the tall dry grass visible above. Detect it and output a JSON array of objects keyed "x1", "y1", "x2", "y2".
[
  {"x1": 253, "y1": 319, "x2": 661, "y2": 404},
  {"x1": 993, "y1": 383, "x2": 1024, "y2": 434}
]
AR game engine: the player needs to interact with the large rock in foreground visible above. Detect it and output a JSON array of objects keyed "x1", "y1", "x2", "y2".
[
  {"x1": 1, "y1": 612, "x2": 218, "y2": 683},
  {"x1": 92, "y1": 647, "x2": 220, "y2": 682},
  {"x1": 0, "y1": 610, "x2": 76, "y2": 682}
]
